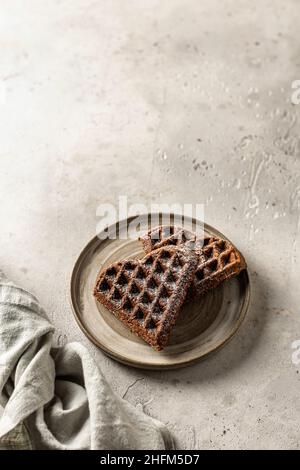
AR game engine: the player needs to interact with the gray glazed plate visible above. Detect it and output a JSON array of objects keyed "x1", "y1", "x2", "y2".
[{"x1": 70, "y1": 215, "x2": 250, "y2": 369}]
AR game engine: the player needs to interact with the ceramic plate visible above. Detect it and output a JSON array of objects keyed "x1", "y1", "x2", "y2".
[{"x1": 70, "y1": 214, "x2": 250, "y2": 369}]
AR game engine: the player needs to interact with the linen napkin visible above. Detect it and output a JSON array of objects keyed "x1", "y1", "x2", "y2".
[{"x1": 0, "y1": 270, "x2": 173, "y2": 450}]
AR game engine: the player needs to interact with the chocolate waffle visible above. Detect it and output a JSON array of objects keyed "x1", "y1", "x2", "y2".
[
  {"x1": 93, "y1": 246, "x2": 198, "y2": 350},
  {"x1": 140, "y1": 226, "x2": 246, "y2": 299}
]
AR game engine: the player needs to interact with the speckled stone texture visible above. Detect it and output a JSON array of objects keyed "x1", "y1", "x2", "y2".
[{"x1": 0, "y1": 0, "x2": 300, "y2": 449}]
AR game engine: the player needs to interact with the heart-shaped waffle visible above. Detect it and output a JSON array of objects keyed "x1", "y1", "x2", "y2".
[
  {"x1": 140, "y1": 226, "x2": 246, "y2": 299},
  {"x1": 93, "y1": 246, "x2": 198, "y2": 350}
]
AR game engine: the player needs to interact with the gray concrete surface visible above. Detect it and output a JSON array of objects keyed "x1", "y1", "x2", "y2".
[{"x1": 1, "y1": 0, "x2": 300, "y2": 449}]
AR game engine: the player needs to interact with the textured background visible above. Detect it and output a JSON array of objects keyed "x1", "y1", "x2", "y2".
[{"x1": 1, "y1": 0, "x2": 300, "y2": 449}]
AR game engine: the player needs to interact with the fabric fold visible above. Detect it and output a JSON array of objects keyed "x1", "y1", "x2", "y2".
[{"x1": 0, "y1": 273, "x2": 173, "y2": 450}]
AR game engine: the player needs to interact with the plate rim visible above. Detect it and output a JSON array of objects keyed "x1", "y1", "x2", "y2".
[{"x1": 70, "y1": 213, "x2": 251, "y2": 370}]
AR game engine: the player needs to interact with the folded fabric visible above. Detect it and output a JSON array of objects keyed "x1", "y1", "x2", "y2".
[{"x1": 0, "y1": 270, "x2": 173, "y2": 450}]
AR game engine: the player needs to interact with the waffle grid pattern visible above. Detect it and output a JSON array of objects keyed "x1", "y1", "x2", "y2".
[
  {"x1": 193, "y1": 237, "x2": 245, "y2": 293},
  {"x1": 94, "y1": 246, "x2": 198, "y2": 349},
  {"x1": 142, "y1": 226, "x2": 200, "y2": 251},
  {"x1": 141, "y1": 226, "x2": 246, "y2": 298}
]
